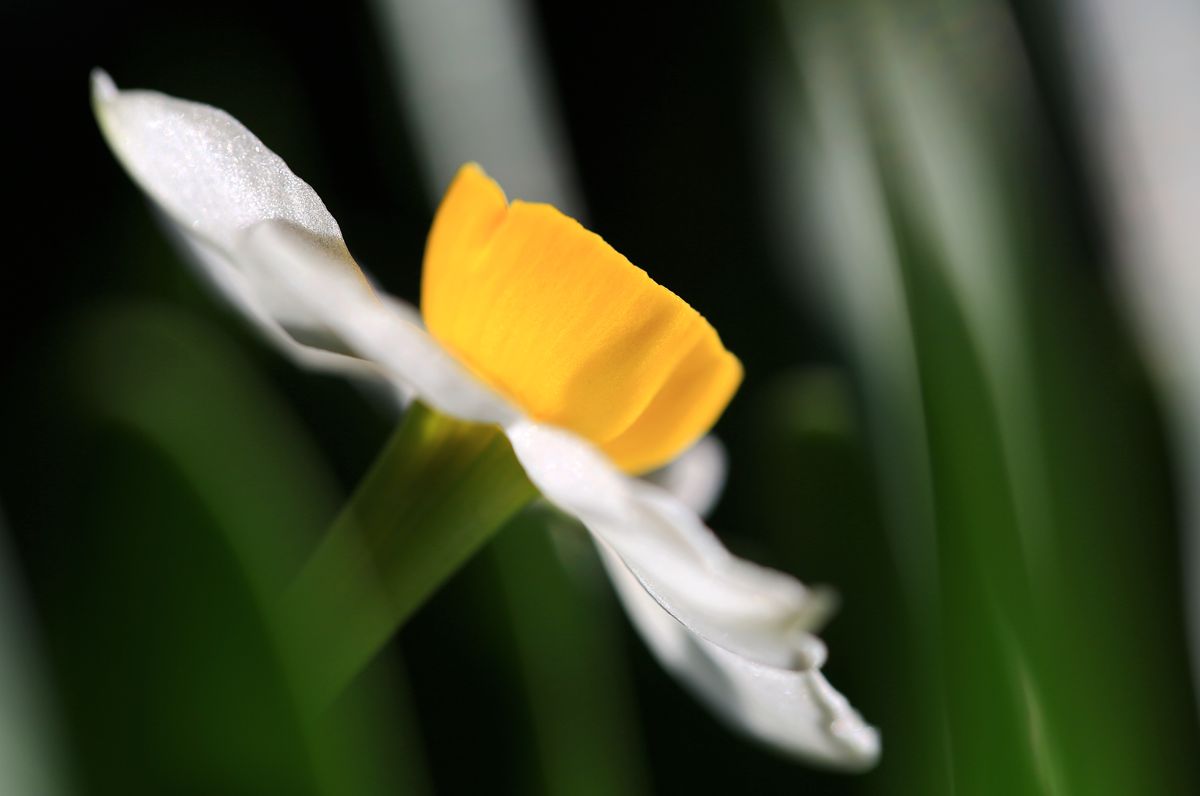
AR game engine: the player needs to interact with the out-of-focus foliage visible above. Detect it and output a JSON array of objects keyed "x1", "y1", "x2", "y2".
[
  {"x1": 765, "y1": 1, "x2": 1200, "y2": 793},
  {"x1": 0, "y1": 514, "x2": 72, "y2": 795},
  {"x1": 57, "y1": 303, "x2": 425, "y2": 795}
]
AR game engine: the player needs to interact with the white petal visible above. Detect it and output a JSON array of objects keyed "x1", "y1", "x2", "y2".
[
  {"x1": 597, "y1": 543, "x2": 879, "y2": 767},
  {"x1": 505, "y1": 422, "x2": 874, "y2": 767},
  {"x1": 92, "y1": 70, "x2": 342, "y2": 250},
  {"x1": 645, "y1": 435, "x2": 728, "y2": 518},
  {"x1": 94, "y1": 73, "x2": 514, "y2": 423},
  {"x1": 236, "y1": 221, "x2": 519, "y2": 427},
  {"x1": 507, "y1": 421, "x2": 834, "y2": 668},
  {"x1": 172, "y1": 223, "x2": 395, "y2": 384},
  {"x1": 92, "y1": 72, "x2": 366, "y2": 352}
]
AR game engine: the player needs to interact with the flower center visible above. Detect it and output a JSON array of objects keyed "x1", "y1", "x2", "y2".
[{"x1": 421, "y1": 164, "x2": 742, "y2": 474}]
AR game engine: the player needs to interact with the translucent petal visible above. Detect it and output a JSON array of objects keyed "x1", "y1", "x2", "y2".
[
  {"x1": 645, "y1": 435, "x2": 729, "y2": 518},
  {"x1": 237, "y1": 222, "x2": 519, "y2": 427},
  {"x1": 598, "y1": 543, "x2": 879, "y2": 767},
  {"x1": 506, "y1": 421, "x2": 839, "y2": 669},
  {"x1": 92, "y1": 70, "x2": 345, "y2": 257},
  {"x1": 91, "y1": 71, "x2": 373, "y2": 363}
]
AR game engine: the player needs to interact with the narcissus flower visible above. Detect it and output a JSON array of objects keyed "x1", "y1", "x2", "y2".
[{"x1": 92, "y1": 70, "x2": 878, "y2": 768}]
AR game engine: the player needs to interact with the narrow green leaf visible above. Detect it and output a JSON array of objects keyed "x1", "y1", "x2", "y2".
[
  {"x1": 488, "y1": 505, "x2": 652, "y2": 796},
  {"x1": 67, "y1": 301, "x2": 427, "y2": 795},
  {"x1": 0, "y1": 517, "x2": 73, "y2": 796}
]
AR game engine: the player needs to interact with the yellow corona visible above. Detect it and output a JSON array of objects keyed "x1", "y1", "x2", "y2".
[{"x1": 422, "y1": 164, "x2": 742, "y2": 474}]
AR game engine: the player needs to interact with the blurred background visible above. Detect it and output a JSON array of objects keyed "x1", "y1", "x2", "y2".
[{"x1": 5, "y1": 0, "x2": 1200, "y2": 793}]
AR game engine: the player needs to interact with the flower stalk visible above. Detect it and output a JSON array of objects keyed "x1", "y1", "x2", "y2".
[{"x1": 283, "y1": 402, "x2": 539, "y2": 713}]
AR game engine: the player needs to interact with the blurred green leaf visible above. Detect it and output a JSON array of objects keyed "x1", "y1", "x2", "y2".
[
  {"x1": 487, "y1": 505, "x2": 651, "y2": 796},
  {"x1": 0, "y1": 514, "x2": 74, "y2": 795},
  {"x1": 773, "y1": 0, "x2": 1200, "y2": 792},
  {"x1": 62, "y1": 301, "x2": 426, "y2": 795}
]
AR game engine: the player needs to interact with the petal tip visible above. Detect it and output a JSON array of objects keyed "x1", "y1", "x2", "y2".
[
  {"x1": 458, "y1": 160, "x2": 487, "y2": 179},
  {"x1": 835, "y1": 723, "x2": 882, "y2": 771},
  {"x1": 806, "y1": 669, "x2": 881, "y2": 769},
  {"x1": 90, "y1": 68, "x2": 117, "y2": 104},
  {"x1": 450, "y1": 161, "x2": 508, "y2": 203},
  {"x1": 792, "y1": 633, "x2": 828, "y2": 669}
]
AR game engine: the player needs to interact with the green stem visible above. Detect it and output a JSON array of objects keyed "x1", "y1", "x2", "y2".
[{"x1": 284, "y1": 402, "x2": 539, "y2": 712}]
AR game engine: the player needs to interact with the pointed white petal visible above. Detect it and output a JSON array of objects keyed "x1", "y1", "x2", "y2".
[
  {"x1": 94, "y1": 74, "x2": 514, "y2": 422},
  {"x1": 507, "y1": 421, "x2": 836, "y2": 669},
  {"x1": 236, "y1": 221, "x2": 519, "y2": 426},
  {"x1": 92, "y1": 72, "x2": 366, "y2": 350},
  {"x1": 92, "y1": 70, "x2": 342, "y2": 250},
  {"x1": 171, "y1": 225, "x2": 395, "y2": 384},
  {"x1": 645, "y1": 435, "x2": 728, "y2": 518},
  {"x1": 597, "y1": 542, "x2": 878, "y2": 767},
  {"x1": 504, "y1": 421, "x2": 874, "y2": 767}
]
